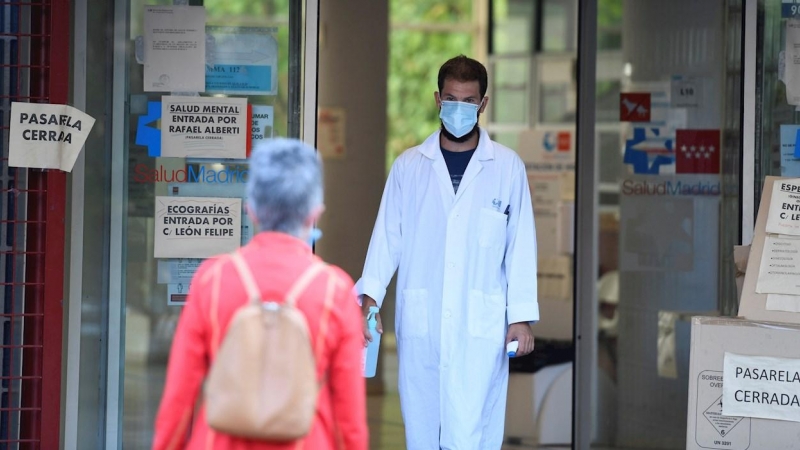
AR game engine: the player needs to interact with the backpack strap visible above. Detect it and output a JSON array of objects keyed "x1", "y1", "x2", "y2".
[
  {"x1": 230, "y1": 252, "x2": 262, "y2": 305},
  {"x1": 315, "y1": 273, "x2": 337, "y2": 362},
  {"x1": 285, "y1": 262, "x2": 327, "y2": 307},
  {"x1": 231, "y1": 251, "x2": 327, "y2": 308}
]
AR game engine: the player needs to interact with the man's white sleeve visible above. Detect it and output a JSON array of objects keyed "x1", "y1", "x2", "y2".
[
  {"x1": 355, "y1": 162, "x2": 403, "y2": 308},
  {"x1": 504, "y1": 158, "x2": 540, "y2": 324}
]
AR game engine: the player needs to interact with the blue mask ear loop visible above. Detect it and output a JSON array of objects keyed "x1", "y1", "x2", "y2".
[{"x1": 308, "y1": 226, "x2": 322, "y2": 250}]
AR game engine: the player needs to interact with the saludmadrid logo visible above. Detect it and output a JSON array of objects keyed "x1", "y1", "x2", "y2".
[
  {"x1": 132, "y1": 163, "x2": 248, "y2": 184},
  {"x1": 621, "y1": 178, "x2": 721, "y2": 196}
]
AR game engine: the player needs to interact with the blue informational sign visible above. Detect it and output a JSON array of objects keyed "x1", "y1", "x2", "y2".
[
  {"x1": 205, "y1": 26, "x2": 278, "y2": 96},
  {"x1": 206, "y1": 64, "x2": 273, "y2": 94},
  {"x1": 780, "y1": 124, "x2": 800, "y2": 177},
  {"x1": 783, "y1": 0, "x2": 800, "y2": 18}
]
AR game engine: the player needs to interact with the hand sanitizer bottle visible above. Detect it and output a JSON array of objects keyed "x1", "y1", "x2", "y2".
[
  {"x1": 507, "y1": 340, "x2": 519, "y2": 357},
  {"x1": 363, "y1": 306, "x2": 381, "y2": 378}
]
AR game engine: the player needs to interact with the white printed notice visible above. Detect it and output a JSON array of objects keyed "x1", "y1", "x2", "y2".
[
  {"x1": 723, "y1": 352, "x2": 800, "y2": 422},
  {"x1": 766, "y1": 293, "x2": 800, "y2": 313},
  {"x1": 161, "y1": 96, "x2": 248, "y2": 159},
  {"x1": 783, "y1": 19, "x2": 800, "y2": 105},
  {"x1": 154, "y1": 196, "x2": 241, "y2": 258},
  {"x1": 786, "y1": 20, "x2": 800, "y2": 105},
  {"x1": 766, "y1": 178, "x2": 800, "y2": 235},
  {"x1": 143, "y1": 6, "x2": 206, "y2": 92},
  {"x1": 251, "y1": 105, "x2": 274, "y2": 147},
  {"x1": 755, "y1": 235, "x2": 800, "y2": 295},
  {"x1": 157, "y1": 258, "x2": 203, "y2": 284},
  {"x1": 9, "y1": 102, "x2": 96, "y2": 172}
]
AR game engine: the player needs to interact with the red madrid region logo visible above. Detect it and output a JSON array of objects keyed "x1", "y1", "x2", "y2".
[{"x1": 675, "y1": 129, "x2": 720, "y2": 174}]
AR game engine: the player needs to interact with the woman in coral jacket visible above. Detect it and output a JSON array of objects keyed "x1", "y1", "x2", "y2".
[{"x1": 152, "y1": 139, "x2": 368, "y2": 450}]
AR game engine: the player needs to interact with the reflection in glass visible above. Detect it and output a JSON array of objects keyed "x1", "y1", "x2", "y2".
[
  {"x1": 120, "y1": 0, "x2": 294, "y2": 448},
  {"x1": 590, "y1": 1, "x2": 742, "y2": 448}
]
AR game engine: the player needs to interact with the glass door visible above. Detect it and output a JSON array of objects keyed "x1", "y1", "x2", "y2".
[
  {"x1": 575, "y1": 0, "x2": 743, "y2": 448},
  {"x1": 106, "y1": 0, "x2": 316, "y2": 448}
]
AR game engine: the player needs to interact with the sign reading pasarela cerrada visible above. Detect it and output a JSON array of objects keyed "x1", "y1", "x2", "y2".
[
  {"x1": 9, "y1": 102, "x2": 96, "y2": 172},
  {"x1": 723, "y1": 352, "x2": 800, "y2": 423},
  {"x1": 161, "y1": 96, "x2": 248, "y2": 160},
  {"x1": 154, "y1": 196, "x2": 242, "y2": 259}
]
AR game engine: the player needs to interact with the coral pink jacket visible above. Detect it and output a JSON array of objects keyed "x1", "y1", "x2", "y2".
[{"x1": 153, "y1": 232, "x2": 368, "y2": 450}]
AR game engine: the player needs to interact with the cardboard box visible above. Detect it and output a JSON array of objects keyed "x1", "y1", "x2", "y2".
[
  {"x1": 537, "y1": 255, "x2": 573, "y2": 301},
  {"x1": 687, "y1": 316, "x2": 800, "y2": 450}
]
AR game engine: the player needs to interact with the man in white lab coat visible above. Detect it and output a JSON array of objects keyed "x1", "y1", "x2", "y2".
[{"x1": 357, "y1": 55, "x2": 539, "y2": 450}]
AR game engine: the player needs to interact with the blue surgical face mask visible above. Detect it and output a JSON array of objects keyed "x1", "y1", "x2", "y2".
[
  {"x1": 307, "y1": 227, "x2": 322, "y2": 247},
  {"x1": 439, "y1": 100, "x2": 481, "y2": 138}
]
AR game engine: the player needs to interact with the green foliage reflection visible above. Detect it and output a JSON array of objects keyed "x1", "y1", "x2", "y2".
[{"x1": 388, "y1": 0, "x2": 475, "y2": 169}]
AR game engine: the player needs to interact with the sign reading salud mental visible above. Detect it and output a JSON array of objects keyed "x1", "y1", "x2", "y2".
[
  {"x1": 161, "y1": 96, "x2": 248, "y2": 159},
  {"x1": 154, "y1": 196, "x2": 242, "y2": 258},
  {"x1": 9, "y1": 102, "x2": 96, "y2": 172},
  {"x1": 723, "y1": 352, "x2": 800, "y2": 423}
]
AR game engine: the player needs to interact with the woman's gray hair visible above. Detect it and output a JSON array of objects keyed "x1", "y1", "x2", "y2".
[{"x1": 246, "y1": 138, "x2": 323, "y2": 235}]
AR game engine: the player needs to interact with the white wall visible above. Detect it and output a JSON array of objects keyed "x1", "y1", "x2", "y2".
[
  {"x1": 316, "y1": 0, "x2": 389, "y2": 281},
  {"x1": 315, "y1": 0, "x2": 390, "y2": 391}
]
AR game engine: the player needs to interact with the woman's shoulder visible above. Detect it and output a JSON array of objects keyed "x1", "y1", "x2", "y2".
[
  {"x1": 310, "y1": 258, "x2": 352, "y2": 288},
  {"x1": 192, "y1": 254, "x2": 232, "y2": 286}
]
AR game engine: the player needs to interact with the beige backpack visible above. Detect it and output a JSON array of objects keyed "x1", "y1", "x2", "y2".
[{"x1": 204, "y1": 252, "x2": 334, "y2": 441}]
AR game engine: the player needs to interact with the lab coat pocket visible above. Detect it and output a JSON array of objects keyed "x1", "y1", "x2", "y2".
[
  {"x1": 467, "y1": 289, "x2": 506, "y2": 341},
  {"x1": 478, "y1": 208, "x2": 507, "y2": 248},
  {"x1": 400, "y1": 289, "x2": 428, "y2": 339}
]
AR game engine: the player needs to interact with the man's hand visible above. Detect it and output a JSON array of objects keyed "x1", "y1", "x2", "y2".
[
  {"x1": 361, "y1": 295, "x2": 383, "y2": 347},
  {"x1": 506, "y1": 322, "x2": 535, "y2": 357}
]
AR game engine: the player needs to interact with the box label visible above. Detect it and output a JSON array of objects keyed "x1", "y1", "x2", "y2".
[{"x1": 694, "y1": 370, "x2": 751, "y2": 450}]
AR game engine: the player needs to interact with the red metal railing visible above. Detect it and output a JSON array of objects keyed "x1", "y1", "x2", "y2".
[{"x1": 0, "y1": 0, "x2": 68, "y2": 448}]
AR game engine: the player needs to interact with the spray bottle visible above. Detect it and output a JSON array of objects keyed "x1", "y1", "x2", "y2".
[{"x1": 363, "y1": 306, "x2": 381, "y2": 378}]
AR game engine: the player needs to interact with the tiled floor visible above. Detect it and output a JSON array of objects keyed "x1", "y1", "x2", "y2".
[
  {"x1": 121, "y1": 344, "x2": 632, "y2": 449},
  {"x1": 368, "y1": 391, "x2": 546, "y2": 450},
  {"x1": 367, "y1": 347, "x2": 544, "y2": 450},
  {"x1": 368, "y1": 392, "x2": 406, "y2": 450}
]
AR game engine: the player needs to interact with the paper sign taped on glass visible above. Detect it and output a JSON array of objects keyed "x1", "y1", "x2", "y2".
[
  {"x1": 8, "y1": 102, "x2": 96, "y2": 172},
  {"x1": 153, "y1": 196, "x2": 242, "y2": 259},
  {"x1": 765, "y1": 178, "x2": 800, "y2": 235},
  {"x1": 143, "y1": 5, "x2": 206, "y2": 93},
  {"x1": 206, "y1": 26, "x2": 278, "y2": 95},
  {"x1": 161, "y1": 96, "x2": 248, "y2": 159}
]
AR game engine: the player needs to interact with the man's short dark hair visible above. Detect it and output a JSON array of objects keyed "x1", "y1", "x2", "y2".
[{"x1": 437, "y1": 55, "x2": 488, "y2": 98}]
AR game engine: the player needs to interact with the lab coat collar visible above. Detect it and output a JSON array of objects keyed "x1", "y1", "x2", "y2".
[
  {"x1": 421, "y1": 128, "x2": 494, "y2": 204},
  {"x1": 419, "y1": 128, "x2": 495, "y2": 161}
]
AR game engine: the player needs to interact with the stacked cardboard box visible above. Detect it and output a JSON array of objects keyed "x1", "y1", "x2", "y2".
[
  {"x1": 686, "y1": 318, "x2": 800, "y2": 449},
  {"x1": 687, "y1": 177, "x2": 800, "y2": 449}
]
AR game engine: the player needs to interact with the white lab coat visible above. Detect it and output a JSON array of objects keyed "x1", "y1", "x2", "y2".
[{"x1": 356, "y1": 129, "x2": 539, "y2": 450}]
